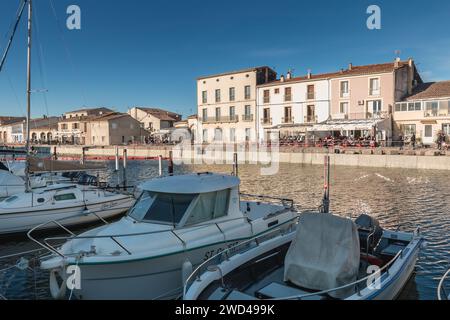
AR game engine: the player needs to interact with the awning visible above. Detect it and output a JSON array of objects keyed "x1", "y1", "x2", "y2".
[
  {"x1": 307, "y1": 118, "x2": 387, "y2": 133},
  {"x1": 28, "y1": 157, "x2": 106, "y2": 173}
]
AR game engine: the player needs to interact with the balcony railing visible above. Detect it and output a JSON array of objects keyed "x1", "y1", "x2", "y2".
[
  {"x1": 331, "y1": 112, "x2": 389, "y2": 120},
  {"x1": 340, "y1": 91, "x2": 350, "y2": 98},
  {"x1": 261, "y1": 118, "x2": 272, "y2": 126},
  {"x1": 242, "y1": 114, "x2": 254, "y2": 122},
  {"x1": 282, "y1": 117, "x2": 294, "y2": 124},
  {"x1": 424, "y1": 110, "x2": 449, "y2": 117},
  {"x1": 202, "y1": 115, "x2": 239, "y2": 124},
  {"x1": 304, "y1": 115, "x2": 318, "y2": 123},
  {"x1": 369, "y1": 88, "x2": 381, "y2": 96}
]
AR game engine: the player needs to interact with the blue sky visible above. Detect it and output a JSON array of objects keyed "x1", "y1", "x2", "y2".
[{"x1": 1, "y1": 0, "x2": 450, "y2": 118}]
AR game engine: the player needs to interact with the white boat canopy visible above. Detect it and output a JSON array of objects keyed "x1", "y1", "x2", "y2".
[{"x1": 139, "y1": 173, "x2": 240, "y2": 194}]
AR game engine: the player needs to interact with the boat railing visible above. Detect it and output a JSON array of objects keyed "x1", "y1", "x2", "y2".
[
  {"x1": 240, "y1": 193, "x2": 294, "y2": 209},
  {"x1": 28, "y1": 209, "x2": 269, "y2": 260},
  {"x1": 183, "y1": 215, "x2": 300, "y2": 297},
  {"x1": 437, "y1": 268, "x2": 450, "y2": 300},
  {"x1": 183, "y1": 227, "x2": 421, "y2": 300}
]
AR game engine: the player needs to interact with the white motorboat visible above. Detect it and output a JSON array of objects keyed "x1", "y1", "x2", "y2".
[
  {"x1": 37, "y1": 172, "x2": 299, "y2": 300},
  {"x1": 0, "y1": 183, "x2": 135, "y2": 235},
  {"x1": 437, "y1": 268, "x2": 450, "y2": 300},
  {"x1": 183, "y1": 212, "x2": 423, "y2": 301}
]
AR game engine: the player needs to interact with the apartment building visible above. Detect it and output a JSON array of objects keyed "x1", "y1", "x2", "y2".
[
  {"x1": 128, "y1": 107, "x2": 181, "y2": 133},
  {"x1": 57, "y1": 107, "x2": 113, "y2": 144},
  {"x1": 0, "y1": 117, "x2": 59, "y2": 144},
  {"x1": 308, "y1": 59, "x2": 422, "y2": 143},
  {"x1": 87, "y1": 113, "x2": 143, "y2": 146},
  {"x1": 394, "y1": 81, "x2": 450, "y2": 145},
  {"x1": 197, "y1": 66, "x2": 276, "y2": 143},
  {"x1": 256, "y1": 70, "x2": 332, "y2": 142}
]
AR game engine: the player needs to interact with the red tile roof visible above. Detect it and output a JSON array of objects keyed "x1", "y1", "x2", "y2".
[
  {"x1": 136, "y1": 107, "x2": 181, "y2": 121},
  {"x1": 405, "y1": 81, "x2": 450, "y2": 101}
]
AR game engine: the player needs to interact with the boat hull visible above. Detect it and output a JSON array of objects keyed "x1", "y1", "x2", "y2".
[
  {"x1": 67, "y1": 240, "x2": 243, "y2": 300},
  {"x1": 0, "y1": 195, "x2": 135, "y2": 235}
]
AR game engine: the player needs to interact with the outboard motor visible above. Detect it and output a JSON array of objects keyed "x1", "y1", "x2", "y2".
[{"x1": 355, "y1": 214, "x2": 383, "y2": 254}]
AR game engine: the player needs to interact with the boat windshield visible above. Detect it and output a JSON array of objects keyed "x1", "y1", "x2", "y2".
[{"x1": 128, "y1": 191, "x2": 197, "y2": 225}]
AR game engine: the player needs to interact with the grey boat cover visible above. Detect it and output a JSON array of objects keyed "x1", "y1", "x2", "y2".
[{"x1": 284, "y1": 212, "x2": 360, "y2": 299}]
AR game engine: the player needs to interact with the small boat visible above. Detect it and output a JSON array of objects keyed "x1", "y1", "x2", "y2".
[
  {"x1": 0, "y1": 183, "x2": 135, "y2": 235},
  {"x1": 183, "y1": 212, "x2": 423, "y2": 300},
  {"x1": 437, "y1": 268, "x2": 450, "y2": 300},
  {"x1": 37, "y1": 172, "x2": 299, "y2": 300}
]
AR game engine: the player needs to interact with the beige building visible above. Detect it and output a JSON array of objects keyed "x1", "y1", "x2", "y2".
[
  {"x1": 0, "y1": 117, "x2": 59, "y2": 144},
  {"x1": 0, "y1": 117, "x2": 26, "y2": 144},
  {"x1": 128, "y1": 107, "x2": 181, "y2": 134},
  {"x1": 87, "y1": 113, "x2": 143, "y2": 146},
  {"x1": 197, "y1": 67, "x2": 277, "y2": 143},
  {"x1": 57, "y1": 107, "x2": 113, "y2": 144},
  {"x1": 394, "y1": 81, "x2": 450, "y2": 145}
]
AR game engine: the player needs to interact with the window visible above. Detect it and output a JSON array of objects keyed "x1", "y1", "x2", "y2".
[
  {"x1": 439, "y1": 100, "x2": 449, "y2": 116},
  {"x1": 408, "y1": 103, "x2": 415, "y2": 111},
  {"x1": 306, "y1": 105, "x2": 315, "y2": 123},
  {"x1": 202, "y1": 91, "x2": 207, "y2": 104},
  {"x1": 202, "y1": 129, "x2": 208, "y2": 142},
  {"x1": 415, "y1": 102, "x2": 422, "y2": 111},
  {"x1": 112, "y1": 123, "x2": 118, "y2": 130},
  {"x1": 443, "y1": 124, "x2": 450, "y2": 136},
  {"x1": 274, "y1": 88, "x2": 280, "y2": 94},
  {"x1": 425, "y1": 102, "x2": 439, "y2": 117},
  {"x1": 214, "y1": 128, "x2": 223, "y2": 141},
  {"x1": 245, "y1": 128, "x2": 251, "y2": 141},
  {"x1": 230, "y1": 128, "x2": 236, "y2": 142},
  {"x1": 229, "y1": 106, "x2": 235, "y2": 119},
  {"x1": 403, "y1": 124, "x2": 416, "y2": 136},
  {"x1": 215, "y1": 107, "x2": 221, "y2": 121},
  {"x1": 307, "y1": 85, "x2": 315, "y2": 100},
  {"x1": 215, "y1": 89, "x2": 221, "y2": 103},
  {"x1": 229, "y1": 87, "x2": 235, "y2": 102},
  {"x1": 263, "y1": 90, "x2": 270, "y2": 104},
  {"x1": 54, "y1": 193, "x2": 77, "y2": 201},
  {"x1": 244, "y1": 86, "x2": 251, "y2": 100},
  {"x1": 340, "y1": 81, "x2": 349, "y2": 97},
  {"x1": 372, "y1": 100, "x2": 382, "y2": 114},
  {"x1": 128, "y1": 191, "x2": 197, "y2": 225},
  {"x1": 92, "y1": 136, "x2": 95, "y2": 143},
  {"x1": 72, "y1": 123, "x2": 79, "y2": 130},
  {"x1": 244, "y1": 105, "x2": 251, "y2": 117},
  {"x1": 340, "y1": 102, "x2": 349, "y2": 114},
  {"x1": 202, "y1": 108, "x2": 208, "y2": 122},
  {"x1": 101, "y1": 136, "x2": 105, "y2": 143},
  {"x1": 369, "y1": 78, "x2": 380, "y2": 95},
  {"x1": 424, "y1": 125, "x2": 433, "y2": 138},
  {"x1": 185, "y1": 190, "x2": 230, "y2": 226},
  {"x1": 263, "y1": 108, "x2": 270, "y2": 123},
  {"x1": 284, "y1": 107, "x2": 292, "y2": 123},
  {"x1": 5, "y1": 196, "x2": 18, "y2": 203},
  {"x1": 285, "y1": 87, "x2": 292, "y2": 101}
]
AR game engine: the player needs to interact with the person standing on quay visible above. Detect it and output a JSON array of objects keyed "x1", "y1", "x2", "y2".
[
  {"x1": 399, "y1": 134, "x2": 404, "y2": 151},
  {"x1": 411, "y1": 133, "x2": 416, "y2": 150}
]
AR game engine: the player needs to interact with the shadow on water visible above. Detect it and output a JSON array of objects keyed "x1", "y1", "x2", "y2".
[{"x1": 1, "y1": 160, "x2": 449, "y2": 300}]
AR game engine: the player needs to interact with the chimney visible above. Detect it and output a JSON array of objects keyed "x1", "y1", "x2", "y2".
[
  {"x1": 307, "y1": 69, "x2": 312, "y2": 79},
  {"x1": 348, "y1": 63, "x2": 353, "y2": 71},
  {"x1": 280, "y1": 75, "x2": 285, "y2": 82},
  {"x1": 286, "y1": 70, "x2": 292, "y2": 80}
]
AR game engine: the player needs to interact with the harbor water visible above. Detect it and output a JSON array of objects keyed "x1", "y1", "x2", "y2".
[{"x1": 0, "y1": 161, "x2": 449, "y2": 300}]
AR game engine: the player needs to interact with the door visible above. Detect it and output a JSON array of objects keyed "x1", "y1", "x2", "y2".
[
  {"x1": 307, "y1": 105, "x2": 315, "y2": 123},
  {"x1": 423, "y1": 125, "x2": 434, "y2": 145}
]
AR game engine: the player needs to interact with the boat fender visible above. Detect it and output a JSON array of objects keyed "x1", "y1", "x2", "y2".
[
  {"x1": 181, "y1": 259, "x2": 193, "y2": 286},
  {"x1": 49, "y1": 267, "x2": 67, "y2": 300}
]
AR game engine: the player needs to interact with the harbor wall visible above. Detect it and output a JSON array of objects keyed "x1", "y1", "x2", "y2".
[{"x1": 48, "y1": 145, "x2": 450, "y2": 171}]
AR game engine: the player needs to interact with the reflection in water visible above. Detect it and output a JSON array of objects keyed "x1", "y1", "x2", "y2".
[{"x1": 0, "y1": 161, "x2": 449, "y2": 300}]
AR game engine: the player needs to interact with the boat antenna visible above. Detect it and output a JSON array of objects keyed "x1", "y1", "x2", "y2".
[
  {"x1": 320, "y1": 155, "x2": 330, "y2": 213},
  {"x1": 24, "y1": 0, "x2": 33, "y2": 193}
]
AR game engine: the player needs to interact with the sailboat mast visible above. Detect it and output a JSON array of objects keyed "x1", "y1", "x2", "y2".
[{"x1": 25, "y1": 0, "x2": 32, "y2": 192}]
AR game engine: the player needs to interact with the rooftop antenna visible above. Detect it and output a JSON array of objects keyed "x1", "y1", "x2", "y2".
[{"x1": 395, "y1": 50, "x2": 401, "y2": 60}]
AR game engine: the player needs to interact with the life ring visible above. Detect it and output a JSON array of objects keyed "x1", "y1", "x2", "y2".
[{"x1": 49, "y1": 267, "x2": 67, "y2": 300}]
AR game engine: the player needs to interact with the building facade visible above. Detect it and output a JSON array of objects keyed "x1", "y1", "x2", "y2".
[
  {"x1": 197, "y1": 67, "x2": 276, "y2": 143},
  {"x1": 256, "y1": 71, "x2": 331, "y2": 142},
  {"x1": 86, "y1": 113, "x2": 143, "y2": 146},
  {"x1": 394, "y1": 81, "x2": 450, "y2": 145},
  {"x1": 128, "y1": 107, "x2": 181, "y2": 134},
  {"x1": 57, "y1": 108, "x2": 113, "y2": 144}
]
